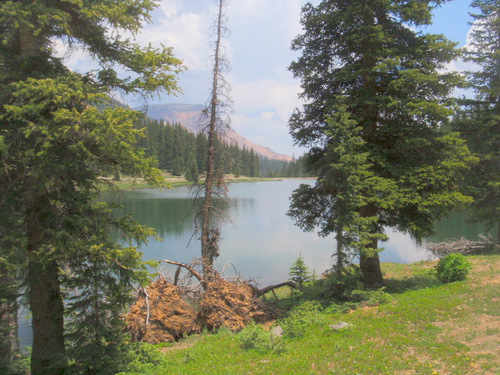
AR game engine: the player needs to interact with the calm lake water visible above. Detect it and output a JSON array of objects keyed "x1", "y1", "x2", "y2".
[
  {"x1": 104, "y1": 179, "x2": 488, "y2": 285},
  {"x1": 18, "y1": 179, "x2": 488, "y2": 348}
]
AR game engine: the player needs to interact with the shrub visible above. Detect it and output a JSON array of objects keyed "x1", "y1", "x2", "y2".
[
  {"x1": 280, "y1": 301, "x2": 325, "y2": 339},
  {"x1": 436, "y1": 253, "x2": 472, "y2": 283},
  {"x1": 323, "y1": 265, "x2": 363, "y2": 301},
  {"x1": 238, "y1": 323, "x2": 285, "y2": 354}
]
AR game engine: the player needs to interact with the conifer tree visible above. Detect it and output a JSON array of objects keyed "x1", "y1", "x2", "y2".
[
  {"x1": 0, "y1": 0, "x2": 182, "y2": 373},
  {"x1": 452, "y1": 0, "x2": 499, "y2": 242},
  {"x1": 289, "y1": 0, "x2": 474, "y2": 287}
]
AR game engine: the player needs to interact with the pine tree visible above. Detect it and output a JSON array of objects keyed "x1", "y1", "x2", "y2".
[
  {"x1": 289, "y1": 0, "x2": 474, "y2": 287},
  {"x1": 452, "y1": 0, "x2": 499, "y2": 242},
  {"x1": 289, "y1": 252, "x2": 310, "y2": 288},
  {"x1": 0, "y1": 0, "x2": 182, "y2": 373}
]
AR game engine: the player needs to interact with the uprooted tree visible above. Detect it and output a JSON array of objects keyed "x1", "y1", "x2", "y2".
[{"x1": 125, "y1": 261, "x2": 295, "y2": 344}]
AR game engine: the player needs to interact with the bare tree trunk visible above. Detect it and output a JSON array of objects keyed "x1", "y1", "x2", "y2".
[{"x1": 199, "y1": 0, "x2": 230, "y2": 278}]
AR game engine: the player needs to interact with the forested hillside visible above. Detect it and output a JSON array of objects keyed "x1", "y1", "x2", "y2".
[{"x1": 136, "y1": 117, "x2": 309, "y2": 179}]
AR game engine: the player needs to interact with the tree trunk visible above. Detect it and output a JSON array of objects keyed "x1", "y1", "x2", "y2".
[
  {"x1": 26, "y1": 193, "x2": 65, "y2": 375},
  {"x1": 28, "y1": 260, "x2": 65, "y2": 375},
  {"x1": 359, "y1": 205, "x2": 384, "y2": 288},
  {"x1": 200, "y1": 0, "x2": 225, "y2": 278},
  {"x1": 497, "y1": 221, "x2": 499, "y2": 245},
  {"x1": 359, "y1": 245, "x2": 384, "y2": 289},
  {"x1": 0, "y1": 269, "x2": 19, "y2": 368}
]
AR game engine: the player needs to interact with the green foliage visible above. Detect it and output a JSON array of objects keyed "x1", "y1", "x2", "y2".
[
  {"x1": 450, "y1": 0, "x2": 499, "y2": 239},
  {"x1": 288, "y1": 0, "x2": 474, "y2": 287},
  {"x1": 138, "y1": 119, "x2": 261, "y2": 178},
  {"x1": 436, "y1": 253, "x2": 472, "y2": 283},
  {"x1": 279, "y1": 301, "x2": 326, "y2": 339},
  {"x1": 238, "y1": 323, "x2": 286, "y2": 354},
  {"x1": 288, "y1": 252, "x2": 310, "y2": 288},
  {"x1": 0, "y1": 0, "x2": 182, "y2": 372},
  {"x1": 322, "y1": 265, "x2": 364, "y2": 301}
]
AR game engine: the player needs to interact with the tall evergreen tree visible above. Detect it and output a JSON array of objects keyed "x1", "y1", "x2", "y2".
[
  {"x1": 452, "y1": 0, "x2": 499, "y2": 242},
  {"x1": 0, "y1": 0, "x2": 182, "y2": 373},
  {"x1": 289, "y1": 0, "x2": 474, "y2": 287}
]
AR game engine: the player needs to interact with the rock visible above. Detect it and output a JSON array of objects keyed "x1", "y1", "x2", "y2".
[
  {"x1": 270, "y1": 325, "x2": 284, "y2": 337},
  {"x1": 329, "y1": 322, "x2": 352, "y2": 331}
]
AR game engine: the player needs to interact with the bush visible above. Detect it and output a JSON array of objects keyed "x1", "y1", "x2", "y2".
[
  {"x1": 238, "y1": 323, "x2": 285, "y2": 354},
  {"x1": 436, "y1": 253, "x2": 472, "y2": 283},
  {"x1": 323, "y1": 265, "x2": 363, "y2": 301},
  {"x1": 279, "y1": 301, "x2": 326, "y2": 339}
]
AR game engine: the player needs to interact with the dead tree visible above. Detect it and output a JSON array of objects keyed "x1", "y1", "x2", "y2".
[{"x1": 194, "y1": 0, "x2": 233, "y2": 278}]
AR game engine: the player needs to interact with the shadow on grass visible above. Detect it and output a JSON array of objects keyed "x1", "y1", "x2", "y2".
[{"x1": 384, "y1": 272, "x2": 441, "y2": 294}]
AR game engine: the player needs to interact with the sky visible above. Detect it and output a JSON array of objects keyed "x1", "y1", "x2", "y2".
[{"x1": 61, "y1": 0, "x2": 475, "y2": 158}]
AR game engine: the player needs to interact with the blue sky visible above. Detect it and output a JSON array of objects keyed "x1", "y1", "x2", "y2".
[{"x1": 59, "y1": 0, "x2": 475, "y2": 157}]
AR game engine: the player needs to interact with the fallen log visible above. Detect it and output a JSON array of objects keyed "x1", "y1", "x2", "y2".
[{"x1": 255, "y1": 281, "x2": 297, "y2": 297}]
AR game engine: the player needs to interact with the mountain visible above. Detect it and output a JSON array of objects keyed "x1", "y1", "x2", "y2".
[{"x1": 143, "y1": 103, "x2": 293, "y2": 162}]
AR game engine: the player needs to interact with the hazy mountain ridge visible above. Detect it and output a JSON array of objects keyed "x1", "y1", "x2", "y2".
[{"x1": 144, "y1": 103, "x2": 293, "y2": 162}]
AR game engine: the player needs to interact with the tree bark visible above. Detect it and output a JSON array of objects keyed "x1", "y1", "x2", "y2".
[
  {"x1": 0, "y1": 270, "x2": 19, "y2": 368},
  {"x1": 359, "y1": 205, "x2": 384, "y2": 288},
  {"x1": 200, "y1": 0, "x2": 226, "y2": 278},
  {"x1": 359, "y1": 246, "x2": 384, "y2": 289},
  {"x1": 28, "y1": 259, "x2": 65, "y2": 375},
  {"x1": 26, "y1": 193, "x2": 65, "y2": 375}
]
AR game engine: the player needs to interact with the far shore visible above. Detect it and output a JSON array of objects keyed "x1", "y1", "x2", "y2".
[{"x1": 100, "y1": 174, "x2": 315, "y2": 192}]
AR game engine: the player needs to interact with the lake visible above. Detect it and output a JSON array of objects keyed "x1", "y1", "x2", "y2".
[
  {"x1": 104, "y1": 179, "x2": 488, "y2": 285},
  {"x1": 17, "y1": 179, "x2": 488, "y2": 348}
]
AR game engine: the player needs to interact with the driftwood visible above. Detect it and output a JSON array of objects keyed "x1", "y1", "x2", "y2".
[{"x1": 425, "y1": 234, "x2": 495, "y2": 258}]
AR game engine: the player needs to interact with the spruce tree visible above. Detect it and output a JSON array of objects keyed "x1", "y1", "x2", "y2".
[
  {"x1": 451, "y1": 0, "x2": 499, "y2": 242},
  {"x1": 289, "y1": 0, "x2": 474, "y2": 287},
  {"x1": 0, "y1": 0, "x2": 182, "y2": 373}
]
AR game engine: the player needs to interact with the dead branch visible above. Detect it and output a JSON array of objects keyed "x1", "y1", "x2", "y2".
[
  {"x1": 424, "y1": 234, "x2": 495, "y2": 258},
  {"x1": 161, "y1": 259, "x2": 206, "y2": 287},
  {"x1": 142, "y1": 287, "x2": 150, "y2": 326},
  {"x1": 256, "y1": 281, "x2": 297, "y2": 298}
]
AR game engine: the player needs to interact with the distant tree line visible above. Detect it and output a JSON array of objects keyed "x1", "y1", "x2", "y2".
[
  {"x1": 136, "y1": 117, "x2": 311, "y2": 180},
  {"x1": 260, "y1": 155, "x2": 311, "y2": 178}
]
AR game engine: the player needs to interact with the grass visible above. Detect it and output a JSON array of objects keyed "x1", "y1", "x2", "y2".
[
  {"x1": 119, "y1": 255, "x2": 499, "y2": 375},
  {"x1": 102, "y1": 173, "x2": 287, "y2": 191}
]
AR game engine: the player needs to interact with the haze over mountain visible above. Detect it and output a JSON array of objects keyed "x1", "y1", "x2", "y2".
[{"x1": 144, "y1": 103, "x2": 294, "y2": 162}]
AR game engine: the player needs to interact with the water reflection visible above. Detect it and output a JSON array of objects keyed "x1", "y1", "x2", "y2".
[{"x1": 102, "y1": 180, "x2": 489, "y2": 285}]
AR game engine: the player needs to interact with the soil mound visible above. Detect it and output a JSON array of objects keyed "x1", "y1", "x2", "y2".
[{"x1": 125, "y1": 277, "x2": 200, "y2": 344}]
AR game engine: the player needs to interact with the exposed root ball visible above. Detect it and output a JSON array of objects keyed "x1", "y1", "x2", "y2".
[
  {"x1": 125, "y1": 277, "x2": 200, "y2": 344},
  {"x1": 198, "y1": 279, "x2": 276, "y2": 332}
]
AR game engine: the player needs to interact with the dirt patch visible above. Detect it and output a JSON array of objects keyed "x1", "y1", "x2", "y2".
[
  {"x1": 125, "y1": 277, "x2": 200, "y2": 344},
  {"x1": 435, "y1": 313, "x2": 500, "y2": 372}
]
